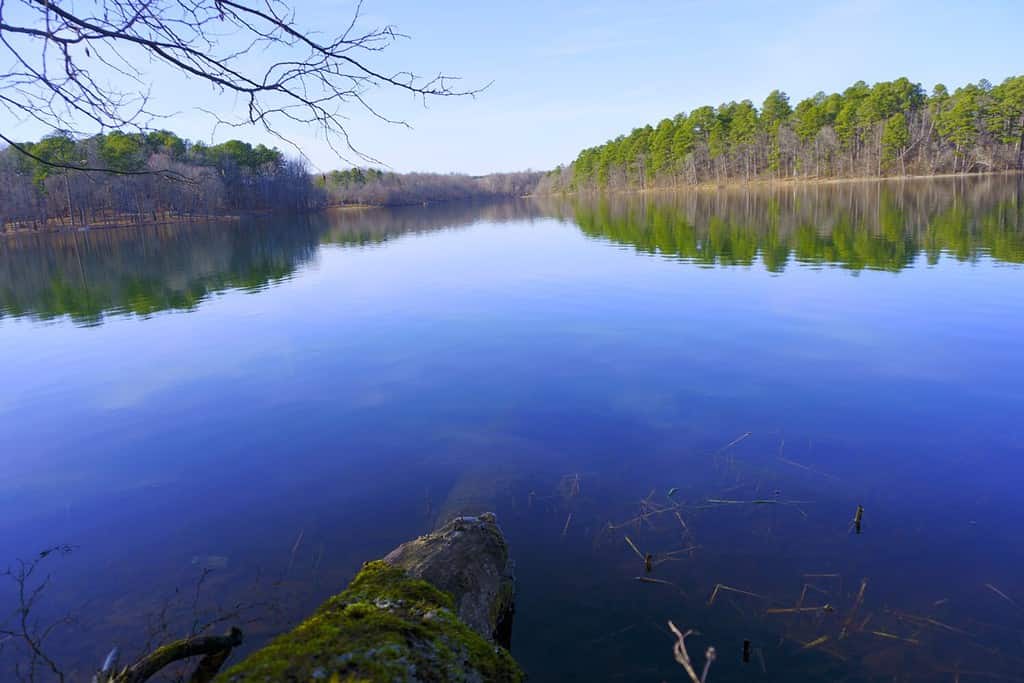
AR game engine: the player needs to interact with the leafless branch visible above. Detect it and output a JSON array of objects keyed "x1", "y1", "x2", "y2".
[
  {"x1": 0, "y1": 545, "x2": 76, "y2": 683},
  {"x1": 0, "y1": 0, "x2": 484, "y2": 170}
]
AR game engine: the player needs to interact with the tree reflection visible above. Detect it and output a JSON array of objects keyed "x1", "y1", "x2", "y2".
[
  {"x1": 0, "y1": 200, "x2": 547, "y2": 324},
  {"x1": 551, "y1": 176, "x2": 1024, "y2": 272}
]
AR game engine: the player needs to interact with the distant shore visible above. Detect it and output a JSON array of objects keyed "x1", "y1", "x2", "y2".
[
  {"x1": 0, "y1": 200, "x2": 515, "y2": 236},
  {"x1": 538, "y1": 170, "x2": 1024, "y2": 198},
  {"x1": 0, "y1": 212, "x2": 244, "y2": 237}
]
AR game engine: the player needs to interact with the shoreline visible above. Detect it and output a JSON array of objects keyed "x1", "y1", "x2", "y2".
[
  {"x1": 0, "y1": 207, "x2": 300, "y2": 238},
  {"x1": 0, "y1": 198, "x2": 518, "y2": 237},
  {"x1": 325, "y1": 203, "x2": 378, "y2": 211},
  {"x1": 536, "y1": 169, "x2": 1024, "y2": 197},
  {"x1": 4, "y1": 171, "x2": 1018, "y2": 236},
  {"x1": 0, "y1": 212, "x2": 246, "y2": 238}
]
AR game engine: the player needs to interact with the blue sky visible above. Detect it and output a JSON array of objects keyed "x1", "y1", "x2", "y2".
[{"x1": 3, "y1": 0, "x2": 1022, "y2": 174}]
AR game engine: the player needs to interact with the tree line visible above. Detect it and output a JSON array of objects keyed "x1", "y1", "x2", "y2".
[
  {"x1": 0, "y1": 129, "x2": 547, "y2": 231},
  {"x1": 539, "y1": 75, "x2": 1024, "y2": 193},
  {"x1": 316, "y1": 168, "x2": 543, "y2": 206},
  {"x1": 0, "y1": 130, "x2": 322, "y2": 230}
]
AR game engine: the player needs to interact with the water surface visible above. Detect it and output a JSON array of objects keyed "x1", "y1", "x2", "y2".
[{"x1": 2, "y1": 177, "x2": 1024, "y2": 681}]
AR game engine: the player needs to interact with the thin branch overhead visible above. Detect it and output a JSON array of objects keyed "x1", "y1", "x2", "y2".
[{"x1": 0, "y1": 0, "x2": 485, "y2": 167}]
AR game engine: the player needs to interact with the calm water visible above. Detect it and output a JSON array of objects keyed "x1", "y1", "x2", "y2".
[{"x1": 2, "y1": 177, "x2": 1024, "y2": 681}]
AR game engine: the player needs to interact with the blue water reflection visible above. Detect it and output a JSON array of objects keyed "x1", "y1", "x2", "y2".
[{"x1": 2, "y1": 178, "x2": 1023, "y2": 681}]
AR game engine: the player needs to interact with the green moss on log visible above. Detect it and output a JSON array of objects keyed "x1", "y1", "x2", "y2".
[{"x1": 216, "y1": 561, "x2": 522, "y2": 682}]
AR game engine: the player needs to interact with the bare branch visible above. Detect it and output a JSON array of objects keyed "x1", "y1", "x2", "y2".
[
  {"x1": 0, "y1": 0, "x2": 483, "y2": 169},
  {"x1": 0, "y1": 545, "x2": 76, "y2": 683}
]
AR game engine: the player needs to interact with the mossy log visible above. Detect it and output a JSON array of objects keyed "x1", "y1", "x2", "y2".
[{"x1": 217, "y1": 514, "x2": 522, "y2": 682}]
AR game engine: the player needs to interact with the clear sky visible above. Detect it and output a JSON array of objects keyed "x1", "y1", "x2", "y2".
[{"x1": 3, "y1": 0, "x2": 1022, "y2": 174}]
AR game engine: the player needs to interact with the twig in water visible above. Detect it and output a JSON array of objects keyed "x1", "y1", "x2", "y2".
[
  {"x1": 803, "y1": 573, "x2": 843, "y2": 597},
  {"x1": 778, "y1": 456, "x2": 812, "y2": 472},
  {"x1": 562, "y1": 513, "x2": 573, "y2": 537},
  {"x1": 698, "y1": 498, "x2": 812, "y2": 518},
  {"x1": 674, "y1": 511, "x2": 690, "y2": 534},
  {"x1": 708, "y1": 583, "x2": 766, "y2": 606},
  {"x1": 700, "y1": 647, "x2": 717, "y2": 682},
  {"x1": 871, "y1": 630, "x2": 920, "y2": 645},
  {"x1": 778, "y1": 455, "x2": 840, "y2": 481},
  {"x1": 801, "y1": 635, "x2": 830, "y2": 650},
  {"x1": 891, "y1": 610, "x2": 968, "y2": 635},
  {"x1": 608, "y1": 503, "x2": 683, "y2": 530},
  {"x1": 840, "y1": 578, "x2": 868, "y2": 638},
  {"x1": 717, "y1": 432, "x2": 752, "y2": 454},
  {"x1": 667, "y1": 621, "x2": 716, "y2": 683},
  {"x1": 624, "y1": 535, "x2": 644, "y2": 560},
  {"x1": 984, "y1": 583, "x2": 1018, "y2": 608},
  {"x1": 766, "y1": 605, "x2": 834, "y2": 615},
  {"x1": 850, "y1": 505, "x2": 864, "y2": 534},
  {"x1": 286, "y1": 528, "x2": 305, "y2": 574},
  {"x1": 796, "y1": 582, "x2": 835, "y2": 609}
]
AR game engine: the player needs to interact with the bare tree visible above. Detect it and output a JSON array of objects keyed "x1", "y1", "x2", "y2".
[
  {"x1": 1, "y1": 546, "x2": 260, "y2": 683},
  {"x1": 0, "y1": 0, "x2": 482, "y2": 171}
]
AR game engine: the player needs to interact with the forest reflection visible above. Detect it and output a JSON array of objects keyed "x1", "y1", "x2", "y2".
[
  {"x1": 319, "y1": 199, "x2": 546, "y2": 247},
  {"x1": 0, "y1": 219, "x2": 320, "y2": 325},
  {"x1": 0, "y1": 200, "x2": 546, "y2": 325},
  {"x1": 549, "y1": 175, "x2": 1024, "y2": 272},
  {"x1": 3, "y1": 178, "x2": 1021, "y2": 325}
]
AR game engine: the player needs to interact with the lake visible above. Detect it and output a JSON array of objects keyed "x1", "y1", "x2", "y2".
[{"x1": 2, "y1": 175, "x2": 1024, "y2": 682}]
